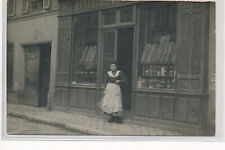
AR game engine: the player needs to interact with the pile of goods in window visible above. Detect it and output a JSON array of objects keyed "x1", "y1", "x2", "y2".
[
  {"x1": 138, "y1": 35, "x2": 176, "y2": 89},
  {"x1": 78, "y1": 45, "x2": 97, "y2": 76}
]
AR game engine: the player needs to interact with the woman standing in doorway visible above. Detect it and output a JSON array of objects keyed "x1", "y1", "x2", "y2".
[{"x1": 98, "y1": 61, "x2": 126, "y2": 123}]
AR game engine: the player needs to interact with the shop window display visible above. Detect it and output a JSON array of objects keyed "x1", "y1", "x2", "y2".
[
  {"x1": 72, "y1": 13, "x2": 98, "y2": 85},
  {"x1": 137, "y1": 3, "x2": 177, "y2": 89}
]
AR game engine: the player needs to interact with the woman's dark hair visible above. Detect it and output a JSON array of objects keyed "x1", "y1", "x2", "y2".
[
  {"x1": 108, "y1": 60, "x2": 119, "y2": 70},
  {"x1": 110, "y1": 61, "x2": 119, "y2": 67}
]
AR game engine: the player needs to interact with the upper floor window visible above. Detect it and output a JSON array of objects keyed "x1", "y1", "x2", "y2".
[
  {"x1": 22, "y1": 0, "x2": 50, "y2": 14},
  {"x1": 7, "y1": 0, "x2": 16, "y2": 17},
  {"x1": 30, "y1": 0, "x2": 50, "y2": 11},
  {"x1": 31, "y1": 0, "x2": 44, "y2": 11}
]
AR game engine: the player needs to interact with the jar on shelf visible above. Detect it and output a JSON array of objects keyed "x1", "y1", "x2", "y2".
[
  {"x1": 141, "y1": 79, "x2": 146, "y2": 88},
  {"x1": 142, "y1": 65, "x2": 145, "y2": 76},
  {"x1": 161, "y1": 66, "x2": 165, "y2": 76},
  {"x1": 149, "y1": 65, "x2": 153, "y2": 76},
  {"x1": 157, "y1": 66, "x2": 161, "y2": 76},
  {"x1": 169, "y1": 66, "x2": 174, "y2": 77},
  {"x1": 166, "y1": 79, "x2": 171, "y2": 89},
  {"x1": 160, "y1": 78, "x2": 166, "y2": 88},
  {"x1": 148, "y1": 79, "x2": 153, "y2": 88},
  {"x1": 137, "y1": 77, "x2": 142, "y2": 88}
]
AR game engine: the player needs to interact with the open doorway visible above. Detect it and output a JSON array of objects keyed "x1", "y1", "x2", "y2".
[
  {"x1": 117, "y1": 27, "x2": 133, "y2": 111},
  {"x1": 39, "y1": 44, "x2": 51, "y2": 106}
]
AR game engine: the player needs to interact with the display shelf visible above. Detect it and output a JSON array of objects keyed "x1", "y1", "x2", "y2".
[{"x1": 138, "y1": 63, "x2": 176, "y2": 89}]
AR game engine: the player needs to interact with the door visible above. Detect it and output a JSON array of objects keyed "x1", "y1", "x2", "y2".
[
  {"x1": 117, "y1": 28, "x2": 133, "y2": 110},
  {"x1": 39, "y1": 44, "x2": 51, "y2": 106},
  {"x1": 7, "y1": 44, "x2": 13, "y2": 89},
  {"x1": 101, "y1": 27, "x2": 134, "y2": 111},
  {"x1": 101, "y1": 30, "x2": 116, "y2": 85},
  {"x1": 24, "y1": 46, "x2": 40, "y2": 106}
]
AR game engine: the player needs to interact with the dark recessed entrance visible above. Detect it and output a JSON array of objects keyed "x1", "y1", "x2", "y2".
[
  {"x1": 117, "y1": 27, "x2": 133, "y2": 110},
  {"x1": 24, "y1": 43, "x2": 51, "y2": 107}
]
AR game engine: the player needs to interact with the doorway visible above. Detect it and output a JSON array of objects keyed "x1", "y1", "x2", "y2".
[
  {"x1": 39, "y1": 44, "x2": 51, "y2": 106},
  {"x1": 117, "y1": 27, "x2": 133, "y2": 111},
  {"x1": 24, "y1": 43, "x2": 51, "y2": 107},
  {"x1": 101, "y1": 27, "x2": 134, "y2": 113}
]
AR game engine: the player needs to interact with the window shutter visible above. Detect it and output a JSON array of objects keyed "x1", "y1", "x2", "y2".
[
  {"x1": 22, "y1": 0, "x2": 29, "y2": 14},
  {"x1": 43, "y1": 0, "x2": 50, "y2": 9},
  {"x1": 7, "y1": 0, "x2": 16, "y2": 16}
]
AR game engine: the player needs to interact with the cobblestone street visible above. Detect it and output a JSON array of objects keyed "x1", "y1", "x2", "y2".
[{"x1": 7, "y1": 115, "x2": 83, "y2": 135}]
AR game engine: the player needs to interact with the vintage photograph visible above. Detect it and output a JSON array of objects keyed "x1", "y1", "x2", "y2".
[{"x1": 6, "y1": 0, "x2": 215, "y2": 136}]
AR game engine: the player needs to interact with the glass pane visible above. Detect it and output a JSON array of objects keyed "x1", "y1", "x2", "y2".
[
  {"x1": 103, "y1": 10, "x2": 116, "y2": 25},
  {"x1": 72, "y1": 13, "x2": 98, "y2": 85},
  {"x1": 102, "y1": 31, "x2": 115, "y2": 84},
  {"x1": 120, "y1": 7, "x2": 133, "y2": 23},
  {"x1": 137, "y1": 4, "x2": 177, "y2": 89}
]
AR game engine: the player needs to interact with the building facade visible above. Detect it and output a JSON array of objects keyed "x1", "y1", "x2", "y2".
[
  {"x1": 7, "y1": 0, "x2": 59, "y2": 106},
  {"x1": 52, "y1": 0, "x2": 215, "y2": 135},
  {"x1": 7, "y1": 0, "x2": 215, "y2": 136}
]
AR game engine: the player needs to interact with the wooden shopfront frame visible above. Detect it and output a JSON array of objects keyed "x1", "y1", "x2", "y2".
[
  {"x1": 55, "y1": 1, "x2": 211, "y2": 134},
  {"x1": 98, "y1": 5, "x2": 137, "y2": 116},
  {"x1": 55, "y1": 1, "x2": 139, "y2": 115}
]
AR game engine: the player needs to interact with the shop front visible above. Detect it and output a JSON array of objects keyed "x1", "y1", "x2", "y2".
[{"x1": 54, "y1": 0, "x2": 214, "y2": 135}]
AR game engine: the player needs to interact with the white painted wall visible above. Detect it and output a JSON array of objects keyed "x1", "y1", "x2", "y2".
[{"x1": 7, "y1": 13, "x2": 58, "y2": 105}]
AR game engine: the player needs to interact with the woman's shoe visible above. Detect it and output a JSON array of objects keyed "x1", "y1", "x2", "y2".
[
  {"x1": 107, "y1": 116, "x2": 114, "y2": 123},
  {"x1": 115, "y1": 116, "x2": 123, "y2": 124}
]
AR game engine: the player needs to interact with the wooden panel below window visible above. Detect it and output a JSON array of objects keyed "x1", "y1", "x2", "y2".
[
  {"x1": 177, "y1": 79, "x2": 189, "y2": 89},
  {"x1": 86, "y1": 89, "x2": 96, "y2": 109},
  {"x1": 134, "y1": 94, "x2": 148, "y2": 116},
  {"x1": 188, "y1": 98, "x2": 201, "y2": 123},
  {"x1": 55, "y1": 88, "x2": 62, "y2": 105},
  {"x1": 61, "y1": 89, "x2": 69, "y2": 106},
  {"x1": 148, "y1": 95, "x2": 161, "y2": 118},
  {"x1": 191, "y1": 79, "x2": 201, "y2": 89},
  {"x1": 161, "y1": 96, "x2": 174, "y2": 120},
  {"x1": 78, "y1": 89, "x2": 87, "y2": 108},
  {"x1": 100, "y1": 88, "x2": 104, "y2": 100},
  {"x1": 70, "y1": 89, "x2": 78, "y2": 107},
  {"x1": 175, "y1": 97, "x2": 188, "y2": 122}
]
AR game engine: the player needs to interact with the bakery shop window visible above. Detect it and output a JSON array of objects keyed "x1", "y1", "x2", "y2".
[
  {"x1": 72, "y1": 13, "x2": 98, "y2": 85},
  {"x1": 137, "y1": 3, "x2": 177, "y2": 89}
]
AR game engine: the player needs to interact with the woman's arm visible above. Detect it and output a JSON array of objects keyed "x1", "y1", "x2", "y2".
[{"x1": 115, "y1": 71, "x2": 126, "y2": 84}]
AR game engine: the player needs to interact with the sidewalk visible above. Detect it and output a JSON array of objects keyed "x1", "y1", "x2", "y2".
[{"x1": 7, "y1": 104, "x2": 182, "y2": 136}]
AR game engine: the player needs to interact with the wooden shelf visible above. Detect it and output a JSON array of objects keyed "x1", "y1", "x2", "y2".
[
  {"x1": 134, "y1": 88, "x2": 207, "y2": 96},
  {"x1": 142, "y1": 75, "x2": 174, "y2": 79},
  {"x1": 141, "y1": 63, "x2": 175, "y2": 65}
]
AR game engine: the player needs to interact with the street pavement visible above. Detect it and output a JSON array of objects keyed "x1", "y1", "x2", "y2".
[
  {"x1": 7, "y1": 115, "x2": 83, "y2": 135},
  {"x1": 7, "y1": 104, "x2": 183, "y2": 136}
]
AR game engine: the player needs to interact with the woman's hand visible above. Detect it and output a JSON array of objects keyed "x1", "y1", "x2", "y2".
[{"x1": 115, "y1": 80, "x2": 120, "y2": 84}]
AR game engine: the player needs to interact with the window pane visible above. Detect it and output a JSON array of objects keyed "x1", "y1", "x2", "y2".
[
  {"x1": 103, "y1": 10, "x2": 116, "y2": 25},
  {"x1": 120, "y1": 7, "x2": 133, "y2": 23},
  {"x1": 137, "y1": 4, "x2": 177, "y2": 89},
  {"x1": 72, "y1": 13, "x2": 98, "y2": 85},
  {"x1": 7, "y1": 0, "x2": 15, "y2": 15},
  {"x1": 31, "y1": 0, "x2": 43, "y2": 11},
  {"x1": 102, "y1": 31, "x2": 115, "y2": 84}
]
